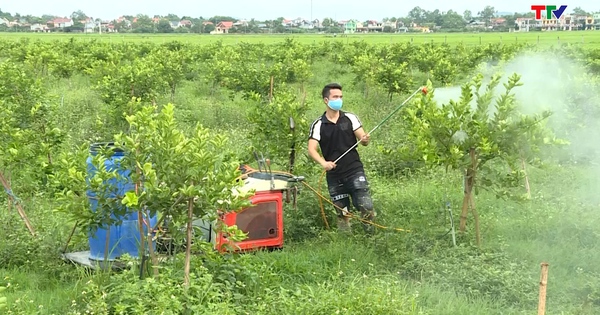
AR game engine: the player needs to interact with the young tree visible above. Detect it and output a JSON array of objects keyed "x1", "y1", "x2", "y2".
[
  {"x1": 400, "y1": 73, "x2": 566, "y2": 245},
  {"x1": 53, "y1": 100, "x2": 252, "y2": 285}
]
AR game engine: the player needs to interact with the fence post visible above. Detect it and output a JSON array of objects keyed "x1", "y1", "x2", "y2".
[
  {"x1": 538, "y1": 262, "x2": 549, "y2": 315},
  {"x1": 537, "y1": 35, "x2": 539, "y2": 44},
  {"x1": 479, "y1": 36, "x2": 481, "y2": 44}
]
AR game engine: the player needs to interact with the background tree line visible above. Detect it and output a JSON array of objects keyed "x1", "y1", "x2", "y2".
[{"x1": 0, "y1": 6, "x2": 595, "y2": 33}]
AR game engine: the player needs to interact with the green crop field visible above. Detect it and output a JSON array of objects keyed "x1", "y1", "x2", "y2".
[
  {"x1": 1, "y1": 32, "x2": 600, "y2": 314},
  {"x1": 2, "y1": 30, "x2": 600, "y2": 46}
]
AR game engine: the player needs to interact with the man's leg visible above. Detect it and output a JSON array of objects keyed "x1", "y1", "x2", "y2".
[
  {"x1": 349, "y1": 172, "x2": 376, "y2": 234},
  {"x1": 328, "y1": 182, "x2": 352, "y2": 232}
]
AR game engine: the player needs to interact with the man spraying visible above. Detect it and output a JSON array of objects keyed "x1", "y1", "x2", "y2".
[{"x1": 307, "y1": 83, "x2": 375, "y2": 234}]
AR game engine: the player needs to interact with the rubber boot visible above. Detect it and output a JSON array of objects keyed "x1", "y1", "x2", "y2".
[
  {"x1": 361, "y1": 210, "x2": 375, "y2": 235},
  {"x1": 337, "y1": 216, "x2": 352, "y2": 233}
]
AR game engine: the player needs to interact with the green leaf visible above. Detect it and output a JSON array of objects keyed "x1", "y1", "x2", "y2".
[{"x1": 122, "y1": 191, "x2": 139, "y2": 207}]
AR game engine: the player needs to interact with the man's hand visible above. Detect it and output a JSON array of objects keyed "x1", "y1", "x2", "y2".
[
  {"x1": 321, "y1": 161, "x2": 336, "y2": 171},
  {"x1": 360, "y1": 133, "x2": 370, "y2": 146}
]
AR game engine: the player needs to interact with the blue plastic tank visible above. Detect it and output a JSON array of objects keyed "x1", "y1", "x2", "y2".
[{"x1": 86, "y1": 142, "x2": 157, "y2": 261}]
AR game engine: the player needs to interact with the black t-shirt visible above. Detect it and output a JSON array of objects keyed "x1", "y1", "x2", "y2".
[{"x1": 308, "y1": 111, "x2": 365, "y2": 181}]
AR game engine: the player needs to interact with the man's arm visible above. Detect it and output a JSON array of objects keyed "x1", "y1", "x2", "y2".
[
  {"x1": 308, "y1": 139, "x2": 336, "y2": 171},
  {"x1": 308, "y1": 139, "x2": 325, "y2": 165},
  {"x1": 348, "y1": 113, "x2": 369, "y2": 146},
  {"x1": 354, "y1": 127, "x2": 370, "y2": 146}
]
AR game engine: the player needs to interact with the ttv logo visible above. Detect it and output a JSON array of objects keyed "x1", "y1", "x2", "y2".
[{"x1": 531, "y1": 5, "x2": 568, "y2": 19}]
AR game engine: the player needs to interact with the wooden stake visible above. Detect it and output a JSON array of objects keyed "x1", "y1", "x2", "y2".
[
  {"x1": 538, "y1": 262, "x2": 549, "y2": 315},
  {"x1": 459, "y1": 182, "x2": 470, "y2": 232},
  {"x1": 6, "y1": 196, "x2": 14, "y2": 232},
  {"x1": 459, "y1": 148, "x2": 477, "y2": 232},
  {"x1": 62, "y1": 221, "x2": 79, "y2": 253},
  {"x1": 184, "y1": 197, "x2": 194, "y2": 288},
  {"x1": 469, "y1": 192, "x2": 481, "y2": 246},
  {"x1": 269, "y1": 76, "x2": 274, "y2": 101},
  {"x1": 522, "y1": 158, "x2": 531, "y2": 199},
  {"x1": 458, "y1": 148, "x2": 481, "y2": 246},
  {"x1": 0, "y1": 172, "x2": 36, "y2": 237},
  {"x1": 135, "y1": 184, "x2": 148, "y2": 277},
  {"x1": 146, "y1": 208, "x2": 159, "y2": 277}
]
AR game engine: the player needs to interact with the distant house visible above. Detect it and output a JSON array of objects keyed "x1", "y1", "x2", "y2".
[
  {"x1": 3, "y1": 18, "x2": 27, "y2": 28},
  {"x1": 211, "y1": 21, "x2": 233, "y2": 34},
  {"x1": 47, "y1": 18, "x2": 73, "y2": 28},
  {"x1": 491, "y1": 17, "x2": 506, "y2": 26},
  {"x1": 344, "y1": 20, "x2": 357, "y2": 33},
  {"x1": 366, "y1": 20, "x2": 384, "y2": 32},
  {"x1": 410, "y1": 25, "x2": 431, "y2": 32},
  {"x1": 30, "y1": 23, "x2": 50, "y2": 32},
  {"x1": 299, "y1": 22, "x2": 314, "y2": 29},
  {"x1": 594, "y1": 14, "x2": 600, "y2": 30},
  {"x1": 179, "y1": 19, "x2": 192, "y2": 27},
  {"x1": 102, "y1": 23, "x2": 117, "y2": 33},
  {"x1": 583, "y1": 16, "x2": 595, "y2": 30},
  {"x1": 233, "y1": 20, "x2": 249, "y2": 27},
  {"x1": 515, "y1": 17, "x2": 534, "y2": 31},
  {"x1": 383, "y1": 21, "x2": 397, "y2": 31},
  {"x1": 84, "y1": 22, "x2": 97, "y2": 33},
  {"x1": 540, "y1": 16, "x2": 563, "y2": 31}
]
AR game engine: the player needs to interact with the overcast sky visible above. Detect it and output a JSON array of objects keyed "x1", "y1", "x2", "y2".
[{"x1": 1, "y1": 0, "x2": 595, "y2": 21}]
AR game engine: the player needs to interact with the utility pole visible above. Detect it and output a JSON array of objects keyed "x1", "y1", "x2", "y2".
[{"x1": 311, "y1": 0, "x2": 313, "y2": 22}]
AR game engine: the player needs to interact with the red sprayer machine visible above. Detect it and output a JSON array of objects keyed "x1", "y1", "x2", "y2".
[
  {"x1": 213, "y1": 154, "x2": 304, "y2": 252},
  {"x1": 194, "y1": 117, "x2": 304, "y2": 253}
]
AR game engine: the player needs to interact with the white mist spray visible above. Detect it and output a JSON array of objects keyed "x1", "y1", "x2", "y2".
[{"x1": 431, "y1": 49, "x2": 600, "y2": 204}]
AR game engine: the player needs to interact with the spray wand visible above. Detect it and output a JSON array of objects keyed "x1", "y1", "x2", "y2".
[{"x1": 333, "y1": 86, "x2": 428, "y2": 164}]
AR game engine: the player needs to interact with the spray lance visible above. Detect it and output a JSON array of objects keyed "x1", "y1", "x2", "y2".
[{"x1": 333, "y1": 86, "x2": 429, "y2": 164}]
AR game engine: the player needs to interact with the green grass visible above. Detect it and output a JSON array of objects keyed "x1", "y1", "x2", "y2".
[
  {"x1": 3, "y1": 157, "x2": 599, "y2": 314},
  {"x1": 1, "y1": 30, "x2": 600, "y2": 47}
]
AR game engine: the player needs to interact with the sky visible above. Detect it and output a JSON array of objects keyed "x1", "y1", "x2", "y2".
[{"x1": 1, "y1": 0, "x2": 595, "y2": 21}]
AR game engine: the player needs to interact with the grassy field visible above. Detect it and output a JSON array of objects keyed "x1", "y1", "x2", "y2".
[
  {"x1": 1, "y1": 31, "x2": 600, "y2": 314},
  {"x1": 2, "y1": 30, "x2": 600, "y2": 46}
]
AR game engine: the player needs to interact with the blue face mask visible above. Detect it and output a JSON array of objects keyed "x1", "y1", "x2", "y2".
[{"x1": 328, "y1": 99, "x2": 343, "y2": 111}]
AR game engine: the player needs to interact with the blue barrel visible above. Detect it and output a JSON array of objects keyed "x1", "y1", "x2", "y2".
[{"x1": 86, "y1": 142, "x2": 157, "y2": 261}]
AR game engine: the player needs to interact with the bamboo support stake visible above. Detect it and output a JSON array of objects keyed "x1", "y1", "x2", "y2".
[
  {"x1": 146, "y1": 208, "x2": 159, "y2": 277},
  {"x1": 538, "y1": 262, "x2": 549, "y2": 315},
  {"x1": 269, "y1": 76, "x2": 274, "y2": 101},
  {"x1": 0, "y1": 172, "x2": 36, "y2": 237},
  {"x1": 522, "y1": 158, "x2": 531, "y2": 199},
  {"x1": 7, "y1": 197, "x2": 12, "y2": 234},
  {"x1": 469, "y1": 192, "x2": 481, "y2": 246},
  {"x1": 62, "y1": 221, "x2": 79, "y2": 253},
  {"x1": 459, "y1": 148, "x2": 477, "y2": 233},
  {"x1": 184, "y1": 197, "x2": 194, "y2": 288}
]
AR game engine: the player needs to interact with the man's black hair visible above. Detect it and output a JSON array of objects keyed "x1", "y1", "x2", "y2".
[{"x1": 322, "y1": 83, "x2": 342, "y2": 99}]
